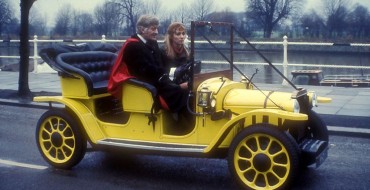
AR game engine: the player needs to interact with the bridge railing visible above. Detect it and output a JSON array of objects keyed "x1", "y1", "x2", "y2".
[{"x1": 1, "y1": 35, "x2": 370, "y2": 78}]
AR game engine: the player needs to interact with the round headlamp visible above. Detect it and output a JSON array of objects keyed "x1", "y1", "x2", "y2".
[
  {"x1": 211, "y1": 98, "x2": 216, "y2": 108},
  {"x1": 311, "y1": 93, "x2": 318, "y2": 107},
  {"x1": 293, "y1": 99, "x2": 300, "y2": 113}
]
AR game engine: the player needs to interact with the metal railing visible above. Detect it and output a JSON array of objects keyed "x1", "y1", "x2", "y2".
[
  {"x1": 0, "y1": 35, "x2": 125, "y2": 73},
  {"x1": 1, "y1": 35, "x2": 370, "y2": 76}
]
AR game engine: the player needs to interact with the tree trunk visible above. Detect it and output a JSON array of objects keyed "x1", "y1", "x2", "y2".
[
  {"x1": 130, "y1": 16, "x2": 136, "y2": 35},
  {"x1": 18, "y1": 0, "x2": 35, "y2": 98},
  {"x1": 264, "y1": 25, "x2": 273, "y2": 38}
]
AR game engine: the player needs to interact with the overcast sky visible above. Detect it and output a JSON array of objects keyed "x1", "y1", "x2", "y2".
[
  {"x1": 9, "y1": 0, "x2": 370, "y2": 27},
  {"x1": 31, "y1": 0, "x2": 247, "y2": 12},
  {"x1": 28, "y1": 0, "x2": 370, "y2": 13},
  {"x1": 25, "y1": 0, "x2": 247, "y2": 26},
  {"x1": 31, "y1": 0, "x2": 246, "y2": 20}
]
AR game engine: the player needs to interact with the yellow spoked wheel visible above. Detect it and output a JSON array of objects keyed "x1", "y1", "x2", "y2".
[
  {"x1": 228, "y1": 124, "x2": 299, "y2": 190},
  {"x1": 36, "y1": 109, "x2": 86, "y2": 169}
]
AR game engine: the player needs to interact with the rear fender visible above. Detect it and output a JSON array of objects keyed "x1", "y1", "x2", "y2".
[
  {"x1": 203, "y1": 109, "x2": 308, "y2": 153},
  {"x1": 34, "y1": 96, "x2": 105, "y2": 143}
]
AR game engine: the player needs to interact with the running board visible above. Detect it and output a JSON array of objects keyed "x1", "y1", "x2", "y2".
[
  {"x1": 300, "y1": 139, "x2": 328, "y2": 168},
  {"x1": 97, "y1": 139, "x2": 206, "y2": 153}
]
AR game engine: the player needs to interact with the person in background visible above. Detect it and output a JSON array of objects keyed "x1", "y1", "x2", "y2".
[
  {"x1": 162, "y1": 22, "x2": 190, "y2": 88},
  {"x1": 108, "y1": 15, "x2": 188, "y2": 114}
]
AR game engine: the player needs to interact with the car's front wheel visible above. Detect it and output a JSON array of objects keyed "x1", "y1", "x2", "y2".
[
  {"x1": 307, "y1": 110, "x2": 329, "y2": 141},
  {"x1": 228, "y1": 124, "x2": 300, "y2": 190},
  {"x1": 302, "y1": 110, "x2": 329, "y2": 166},
  {"x1": 36, "y1": 109, "x2": 86, "y2": 169}
]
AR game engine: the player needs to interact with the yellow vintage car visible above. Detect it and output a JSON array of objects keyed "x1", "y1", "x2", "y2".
[{"x1": 34, "y1": 21, "x2": 330, "y2": 190}]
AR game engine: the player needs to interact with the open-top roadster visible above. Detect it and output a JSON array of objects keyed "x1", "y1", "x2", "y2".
[{"x1": 34, "y1": 21, "x2": 331, "y2": 189}]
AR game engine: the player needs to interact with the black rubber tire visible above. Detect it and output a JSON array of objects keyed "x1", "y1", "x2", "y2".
[
  {"x1": 36, "y1": 109, "x2": 86, "y2": 169},
  {"x1": 307, "y1": 110, "x2": 329, "y2": 141},
  {"x1": 302, "y1": 110, "x2": 329, "y2": 166},
  {"x1": 228, "y1": 124, "x2": 300, "y2": 190}
]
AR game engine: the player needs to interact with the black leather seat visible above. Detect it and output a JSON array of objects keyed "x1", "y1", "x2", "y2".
[{"x1": 56, "y1": 51, "x2": 117, "y2": 96}]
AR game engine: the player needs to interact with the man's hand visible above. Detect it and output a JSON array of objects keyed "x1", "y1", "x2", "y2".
[{"x1": 180, "y1": 82, "x2": 188, "y2": 89}]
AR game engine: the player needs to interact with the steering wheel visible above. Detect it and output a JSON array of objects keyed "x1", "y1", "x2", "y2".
[
  {"x1": 173, "y1": 62, "x2": 191, "y2": 84},
  {"x1": 173, "y1": 61, "x2": 201, "y2": 84}
]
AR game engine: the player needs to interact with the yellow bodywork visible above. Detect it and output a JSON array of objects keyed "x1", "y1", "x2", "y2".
[
  {"x1": 223, "y1": 89, "x2": 297, "y2": 113},
  {"x1": 317, "y1": 96, "x2": 332, "y2": 103},
  {"x1": 122, "y1": 82, "x2": 155, "y2": 113},
  {"x1": 34, "y1": 76, "x2": 310, "y2": 154},
  {"x1": 60, "y1": 75, "x2": 90, "y2": 99}
]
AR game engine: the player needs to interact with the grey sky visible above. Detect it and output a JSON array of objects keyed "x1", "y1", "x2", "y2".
[
  {"x1": 10, "y1": 0, "x2": 370, "y2": 26},
  {"x1": 29, "y1": 0, "x2": 246, "y2": 26}
]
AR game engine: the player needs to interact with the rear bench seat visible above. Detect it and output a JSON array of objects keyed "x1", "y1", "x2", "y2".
[
  {"x1": 56, "y1": 51, "x2": 117, "y2": 97},
  {"x1": 55, "y1": 51, "x2": 164, "y2": 113}
]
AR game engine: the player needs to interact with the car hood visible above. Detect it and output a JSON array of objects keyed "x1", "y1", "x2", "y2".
[{"x1": 223, "y1": 89, "x2": 296, "y2": 114}]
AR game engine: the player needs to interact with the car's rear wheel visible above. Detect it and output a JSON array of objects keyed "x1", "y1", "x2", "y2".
[
  {"x1": 36, "y1": 109, "x2": 86, "y2": 169},
  {"x1": 228, "y1": 124, "x2": 300, "y2": 190}
]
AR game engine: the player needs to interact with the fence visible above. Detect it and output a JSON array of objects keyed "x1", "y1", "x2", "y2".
[
  {"x1": 0, "y1": 35, "x2": 124, "y2": 73},
  {"x1": 1, "y1": 35, "x2": 370, "y2": 79}
]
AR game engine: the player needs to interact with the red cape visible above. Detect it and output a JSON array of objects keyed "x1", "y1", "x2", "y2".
[{"x1": 107, "y1": 38, "x2": 139, "y2": 98}]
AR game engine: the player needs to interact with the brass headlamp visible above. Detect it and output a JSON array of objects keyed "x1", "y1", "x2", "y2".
[{"x1": 198, "y1": 87, "x2": 212, "y2": 108}]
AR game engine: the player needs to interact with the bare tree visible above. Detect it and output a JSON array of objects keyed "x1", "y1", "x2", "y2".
[
  {"x1": 142, "y1": 0, "x2": 161, "y2": 15},
  {"x1": 53, "y1": 4, "x2": 73, "y2": 36},
  {"x1": 172, "y1": 2, "x2": 192, "y2": 23},
  {"x1": 69, "y1": 10, "x2": 95, "y2": 37},
  {"x1": 110, "y1": 0, "x2": 143, "y2": 35},
  {"x1": 18, "y1": 0, "x2": 36, "y2": 98},
  {"x1": 77, "y1": 13, "x2": 95, "y2": 37},
  {"x1": 94, "y1": 2, "x2": 120, "y2": 37},
  {"x1": 70, "y1": 10, "x2": 80, "y2": 36},
  {"x1": 190, "y1": 0, "x2": 215, "y2": 21},
  {"x1": 347, "y1": 4, "x2": 369, "y2": 39},
  {"x1": 29, "y1": 6, "x2": 47, "y2": 36},
  {"x1": 322, "y1": 0, "x2": 351, "y2": 38},
  {"x1": 0, "y1": 0, "x2": 13, "y2": 35},
  {"x1": 300, "y1": 10, "x2": 325, "y2": 38},
  {"x1": 246, "y1": 0, "x2": 303, "y2": 38},
  {"x1": 4, "y1": 17, "x2": 19, "y2": 36}
]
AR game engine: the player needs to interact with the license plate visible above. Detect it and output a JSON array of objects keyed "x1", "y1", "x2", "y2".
[{"x1": 315, "y1": 147, "x2": 328, "y2": 168}]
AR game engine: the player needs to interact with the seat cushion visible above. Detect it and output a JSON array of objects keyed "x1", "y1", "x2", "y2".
[{"x1": 56, "y1": 51, "x2": 117, "y2": 96}]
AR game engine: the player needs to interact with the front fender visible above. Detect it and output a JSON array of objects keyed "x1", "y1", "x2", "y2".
[
  {"x1": 203, "y1": 109, "x2": 308, "y2": 153},
  {"x1": 34, "y1": 96, "x2": 105, "y2": 143}
]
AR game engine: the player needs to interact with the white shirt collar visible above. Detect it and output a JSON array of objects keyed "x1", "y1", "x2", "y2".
[{"x1": 137, "y1": 34, "x2": 147, "y2": 44}]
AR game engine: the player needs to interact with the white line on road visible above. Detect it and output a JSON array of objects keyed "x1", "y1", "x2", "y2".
[
  {"x1": 0, "y1": 159, "x2": 48, "y2": 170},
  {"x1": 328, "y1": 126, "x2": 370, "y2": 135},
  {"x1": 0, "y1": 127, "x2": 366, "y2": 171}
]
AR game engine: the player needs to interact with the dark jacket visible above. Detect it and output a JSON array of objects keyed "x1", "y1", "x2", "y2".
[
  {"x1": 109, "y1": 34, "x2": 188, "y2": 113},
  {"x1": 123, "y1": 34, "x2": 167, "y2": 85},
  {"x1": 161, "y1": 47, "x2": 189, "y2": 73}
]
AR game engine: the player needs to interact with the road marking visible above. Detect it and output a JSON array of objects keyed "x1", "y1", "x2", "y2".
[
  {"x1": 0, "y1": 127, "x2": 366, "y2": 171},
  {"x1": 0, "y1": 159, "x2": 48, "y2": 170},
  {"x1": 328, "y1": 126, "x2": 370, "y2": 135}
]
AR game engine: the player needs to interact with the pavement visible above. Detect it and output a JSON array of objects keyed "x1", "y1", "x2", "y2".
[{"x1": 0, "y1": 71, "x2": 369, "y2": 137}]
